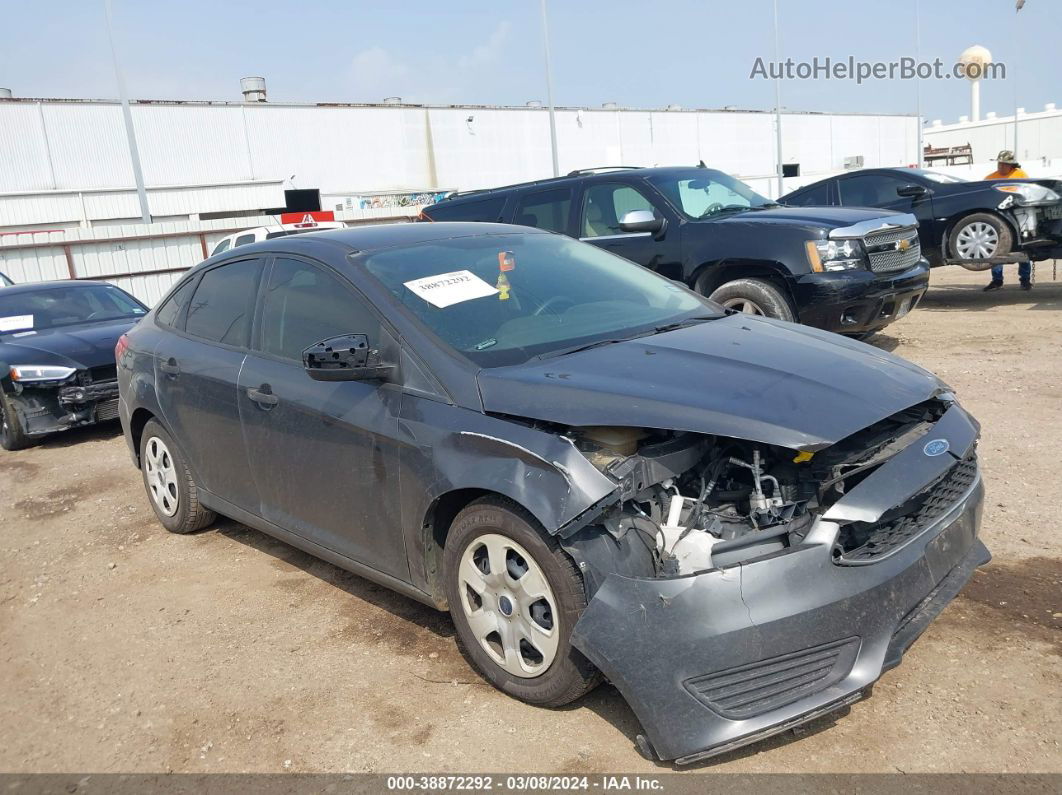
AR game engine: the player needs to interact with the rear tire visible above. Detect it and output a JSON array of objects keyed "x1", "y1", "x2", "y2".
[
  {"x1": 0, "y1": 394, "x2": 36, "y2": 451},
  {"x1": 708, "y1": 278, "x2": 796, "y2": 321},
  {"x1": 444, "y1": 497, "x2": 599, "y2": 707},
  {"x1": 139, "y1": 419, "x2": 216, "y2": 534},
  {"x1": 948, "y1": 213, "x2": 1013, "y2": 261}
]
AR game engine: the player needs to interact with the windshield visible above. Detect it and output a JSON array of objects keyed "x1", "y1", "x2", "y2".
[
  {"x1": 0, "y1": 284, "x2": 145, "y2": 335},
  {"x1": 649, "y1": 169, "x2": 775, "y2": 219},
  {"x1": 362, "y1": 232, "x2": 718, "y2": 367},
  {"x1": 916, "y1": 170, "x2": 966, "y2": 184}
]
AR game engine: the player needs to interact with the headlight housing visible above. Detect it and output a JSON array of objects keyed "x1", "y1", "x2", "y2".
[
  {"x1": 994, "y1": 183, "x2": 1061, "y2": 205},
  {"x1": 9, "y1": 364, "x2": 78, "y2": 383},
  {"x1": 806, "y1": 238, "x2": 865, "y2": 272}
]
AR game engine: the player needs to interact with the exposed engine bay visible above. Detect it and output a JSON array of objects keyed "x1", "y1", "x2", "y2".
[{"x1": 561, "y1": 398, "x2": 952, "y2": 586}]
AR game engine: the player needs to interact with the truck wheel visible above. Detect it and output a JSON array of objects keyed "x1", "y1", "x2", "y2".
[
  {"x1": 0, "y1": 394, "x2": 35, "y2": 451},
  {"x1": 444, "y1": 497, "x2": 599, "y2": 707},
  {"x1": 708, "y1": 278, "x2": 795, "y2": 321},
  {"x1": 139, "y1": 419, "x2": 216, "y2": 534},
  {"x1": 949, "y1": 213, "x2": 1013, "y2": 260}
]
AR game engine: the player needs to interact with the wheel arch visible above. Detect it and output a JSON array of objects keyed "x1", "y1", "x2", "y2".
[
  {"x1": 128, "y1": 407, "x2": 158, "y2": 468},
  {"x1": 942, "y1": 209, "x2": 1019, "y2": 258},
  {"x1": 691, "y1": 259, "x2": 798, "y2": 309}
]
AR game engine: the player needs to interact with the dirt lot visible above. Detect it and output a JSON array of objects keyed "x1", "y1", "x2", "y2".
[{"x1": 1, "y1": 266, "x2": 1059, "y2": 775}]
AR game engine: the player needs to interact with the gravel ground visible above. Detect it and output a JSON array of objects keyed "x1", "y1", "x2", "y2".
[{"x1": 1, "y1": 265, "x2": 1059, "y2": 774}]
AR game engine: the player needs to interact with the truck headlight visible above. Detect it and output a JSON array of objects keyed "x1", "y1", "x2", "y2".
[
  {"x1": 9, "y1": 365, "x2": 77, "y2": 382},
  {"x1": 994, "y1": 183, "x2": 1061, "y2": 204},
  {"x1": 806, "y1": 239, "x2": 865, "y2": 272}
]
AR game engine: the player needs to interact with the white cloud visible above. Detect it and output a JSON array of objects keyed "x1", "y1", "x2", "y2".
[{"x1": 347, "y1": 21, "x2": 511, "y2": 104}]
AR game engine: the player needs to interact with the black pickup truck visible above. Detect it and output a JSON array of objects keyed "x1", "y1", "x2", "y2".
[{"x1": 420, "y1": 166, "x2": 930, "y2": 336}]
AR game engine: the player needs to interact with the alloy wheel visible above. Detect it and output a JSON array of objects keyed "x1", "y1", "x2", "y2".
[
  {"x1": 457, "y1": 533, "x2": 560, "y2": 678},
  {"x1": 955, "y1": 221, "x2": 999, "y2": 259},
  {"x1": 721, "y1": 297, "x2": 765, "y2": 315},
  {"x1": 144, "y1": 436, "x2": 179, "y2": 517}
]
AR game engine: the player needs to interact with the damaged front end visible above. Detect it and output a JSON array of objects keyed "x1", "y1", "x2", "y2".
[
  {"x1": 555, "y1": 396, "x2": 988, "y2": 764},
  {"x1": 3, "y1": 364, "x2": 121, "y2": 437}
]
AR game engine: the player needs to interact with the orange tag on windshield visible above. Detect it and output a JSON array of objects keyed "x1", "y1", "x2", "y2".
[{"x1": 498, "y1": 251, "x2": 515, "y2": 272}]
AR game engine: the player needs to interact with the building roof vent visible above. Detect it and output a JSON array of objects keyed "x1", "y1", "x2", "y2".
[
  {"x1": 382, "y1": 96, "x2": 403, "y2": 104},
  {"x1": 240, "y1": 76, "x2": 267, "y2": 102},
  {"x1": 1045, "y1": 102, "x2": 1057, "y2": 112},
  {"x1": 526, "y1": 100, "x2": 542, "y2": 108},
  {"x1": 666, "y1": 104, "x2": 682, "y2": 111},
  {"x1": 601, "y1": 102, "x2": 618, "y2": 110},
  {"x1": 0, "y1": 88, "x2": 11, "y2": 99}
]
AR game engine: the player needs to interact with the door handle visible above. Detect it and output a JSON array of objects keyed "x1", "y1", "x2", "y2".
[
  {"x1": 160, "y1": 357, "x2": 180, "y2": 377},
  {"x1": 246, "y1": 385, "x2": 279, "y2": 409}
]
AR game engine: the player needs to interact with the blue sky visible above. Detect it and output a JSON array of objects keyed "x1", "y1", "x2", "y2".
[{"x1": 1, "y1": 0, "x2": 1057, "y2": 122}]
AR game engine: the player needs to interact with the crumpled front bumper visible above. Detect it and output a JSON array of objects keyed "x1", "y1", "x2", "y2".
[
  {"x1": 571, "y1": 467, "x2": 987, "y2": 765},
  {"x1": 4, "y1": 379, "x2": 120, "y2": 437}
]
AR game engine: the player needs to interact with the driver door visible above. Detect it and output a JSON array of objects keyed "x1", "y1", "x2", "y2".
[{"x1": 576, "y1": 181, "x2": 683, "y2": 280}]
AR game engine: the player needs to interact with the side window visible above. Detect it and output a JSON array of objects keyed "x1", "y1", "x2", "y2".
[
  {"x1": 211, "y1": 238, "x2": 231, "y2": 256},
  {"x1": 513, "y1": 188, "x2": 572, "y2": 234},
  {"x1": 581, "y1": 183, "x2": 657, "y2": 238},
  {"x1": 184, "y1": 259, "x2": 261, "y2": 346},
  {"x1": 258, "y1": 258, "x2": 379, "y2": 362},
  {"x1": 233, "y1": 234, "x2": 256, "y2": 248},
  {"x1": 786, "y1": 181, "x2": 831, "y2": 207},
  {"x1": 424, "y1": 196, "x2": 506, "y2": 222},
  {"x1": 155, "y1": 278, "x2": 195, "y2": 328},
  {"x1": 837, "y1": 175, "x2": 908, "y2": 207}
]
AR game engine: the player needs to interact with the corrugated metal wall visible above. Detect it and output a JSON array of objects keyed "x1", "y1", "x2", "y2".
[{"x1": 0, "y1": 100, "x2": 919, "y2": 202}]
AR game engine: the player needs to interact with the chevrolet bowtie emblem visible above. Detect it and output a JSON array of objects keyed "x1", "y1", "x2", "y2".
[{"x1": 896, "y1": 238, "x2": 911, "y2": 251}]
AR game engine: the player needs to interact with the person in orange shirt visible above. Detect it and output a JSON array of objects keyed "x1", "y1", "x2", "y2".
[{"x1": 983, "y1": 150, "x2": 1032, "y2": 291}]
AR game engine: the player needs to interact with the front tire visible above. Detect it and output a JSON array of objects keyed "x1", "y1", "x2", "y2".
[
  {"x1": 139, "y1": 419, "x2": 216, "y2": 534},
  {"x1": 0, "y1": 394, "x2": 35, "y2": 451},
  {"x1": 443, "y1": 497, "x2": 599, "y2": 707},
  {"x1": 708, "y1": 277, "x2": 796, "y2": 321},
  {"x1": 949, "y1": 213, "x2": 1013, "y2": 261}
]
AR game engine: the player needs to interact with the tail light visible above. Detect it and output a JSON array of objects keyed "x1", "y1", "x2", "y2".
[{"x1": 115, "y1": 333, "x2": 129, "y2": 362}]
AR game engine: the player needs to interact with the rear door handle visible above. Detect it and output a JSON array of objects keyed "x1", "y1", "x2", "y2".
[
  {"x1": 160, "y1": 357, "x2": 180, "y2": 377},
  {"x1": 246, "y1": 385, "x2": 279, "y2": 409}
]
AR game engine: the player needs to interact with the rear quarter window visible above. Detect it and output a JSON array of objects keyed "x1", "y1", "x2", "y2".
[
  {"x1": 422, "y1": 196, "x2": 506, "y2": 222},
  {"x1": 155, "y1": 278, "x2": 195, "y2": 328}
]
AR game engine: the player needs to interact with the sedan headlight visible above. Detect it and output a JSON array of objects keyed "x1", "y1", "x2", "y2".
[
  {"x1": 994, "y1": 183, "x2": 1061, "y2": 204},
  {"x1": 806, "y1": 238, "x2": 865, "y2": 272},
  {"x1": 9, "y1": 365, "x2": 78, "y2": 382}
]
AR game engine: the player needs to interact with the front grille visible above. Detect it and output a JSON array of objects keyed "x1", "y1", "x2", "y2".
[
  {"x1": 95, "y1": 398, "x2": 120, "y2": 422},
  {"x1": 684, "y1": 636, "x2": 861, "y2": 719},
  {"x1": 837, "y1": 454, "x2": 978, "y2": 563},
  {"x1": 863, "y1": 226, "x2": 921, "y2": 273}
]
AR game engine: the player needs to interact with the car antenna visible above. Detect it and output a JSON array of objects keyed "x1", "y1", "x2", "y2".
[{"x1": 698, "y1": 160, "x2": 707, "y2": 168}]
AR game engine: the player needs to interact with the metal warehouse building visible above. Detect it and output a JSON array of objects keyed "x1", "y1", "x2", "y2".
[{"x1": 0, "y1": 91, "x2": 919, "y2": 303}]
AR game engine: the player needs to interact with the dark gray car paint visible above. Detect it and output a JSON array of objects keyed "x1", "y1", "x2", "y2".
[
  {"x1": 479, "y1": 314, "x2": 945, "y2": 453},
  {"x1": 118, "y1": 224, "x2": 986, "y2": 764}
]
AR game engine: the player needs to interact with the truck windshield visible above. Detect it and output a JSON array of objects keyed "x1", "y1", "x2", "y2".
[
  {"x1": 362, "y1": 231, "x2": 719, "y2": 367},
  {"x1": 649, "y1": 169, "x2": 776, "y2": 219}
]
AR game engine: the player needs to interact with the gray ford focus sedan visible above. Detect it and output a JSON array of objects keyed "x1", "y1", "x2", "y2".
[{"x1": 117, "y1": 223, "x2": 988, "y2": 764}]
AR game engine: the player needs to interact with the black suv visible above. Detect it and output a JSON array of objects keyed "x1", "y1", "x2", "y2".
[{"x1": 421, "y1": 166, "x2": 930, "y2": 336}]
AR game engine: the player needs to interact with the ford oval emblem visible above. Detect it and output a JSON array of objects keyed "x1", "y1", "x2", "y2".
[{"x1": 923, "y1": 438, "x2": 950, "y2": 457}]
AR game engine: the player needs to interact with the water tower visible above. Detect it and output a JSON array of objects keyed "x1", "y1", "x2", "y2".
[{"x1": 958, "y1": 45, "x2": 992, "y2": 122}]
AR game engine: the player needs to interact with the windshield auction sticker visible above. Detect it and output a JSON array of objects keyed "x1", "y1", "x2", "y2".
[
  {"x1": 0, "y1": 315, "x2": 34, "y2": 332},
  {"x1": 403, "y1": 270, "x2": 498, "y2": 308}
]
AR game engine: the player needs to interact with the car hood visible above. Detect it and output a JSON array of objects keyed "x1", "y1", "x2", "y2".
[
  {"x1": 477, "y1": 315, "x2": 945, "y2": 451},
  {"x1": 0, "y1": 318, "x2": 138, "y2": 370},
  {"x1": 708, "y1": 206, "x2": 906, "y2": 228}
]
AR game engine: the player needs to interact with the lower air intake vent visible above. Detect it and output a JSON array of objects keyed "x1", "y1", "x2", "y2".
[{"x1": 684, "y1": 636, "x2": 861, "y2": 719}]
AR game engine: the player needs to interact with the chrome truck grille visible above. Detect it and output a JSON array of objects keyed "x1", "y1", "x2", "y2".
[{"x1": 863, "y1": 226, "x2": 921, "y2": 274}]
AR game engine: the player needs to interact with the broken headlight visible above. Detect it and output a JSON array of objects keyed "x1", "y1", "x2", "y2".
[
  {"x1": 9, "y1": 364, "x2": 77, "y2": 382},
  {"x1": 994, "y1": 183, "x2": 1060, "y2": 205}
]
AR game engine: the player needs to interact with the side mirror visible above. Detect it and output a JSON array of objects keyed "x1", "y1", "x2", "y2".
[
  {"x1": 302, "y1": 334, "x2": 395, "y2": 382},
  {"x1": 618, "y1": 209, "x2": 664, "y2": 234},
  {"x1": 896, "y1": 184, "x2": 928, "y2": 198}
]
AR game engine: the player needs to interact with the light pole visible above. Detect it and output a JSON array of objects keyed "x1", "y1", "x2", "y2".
[
  {"x1": 104, "y1": 0, "x2": 150, "y2": 224},
  {"x1": 915, "y1": 0, "x2": 924, "y2": 167},
  {"x1": 540, "y1": 0, "x2": 560, "y2": 177},
  {"x1": 772, "y1": 0, "x2": 784, "y2": 198}
]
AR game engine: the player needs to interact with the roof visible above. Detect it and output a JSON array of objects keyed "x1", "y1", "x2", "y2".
[
  {"x1": 0, "y1": 279, "x2": 115, "y2": 295},
  {"x1": 435, "y1": 165, "x2": 711, "y2": 204},
  {"x1": 237, "y1": 222, "x2": 549, "y2": 254}
]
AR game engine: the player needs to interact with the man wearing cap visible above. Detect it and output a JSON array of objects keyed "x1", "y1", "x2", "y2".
[{"x1": 983, "y1": 150, "x2": 1031, "y2": 291}]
